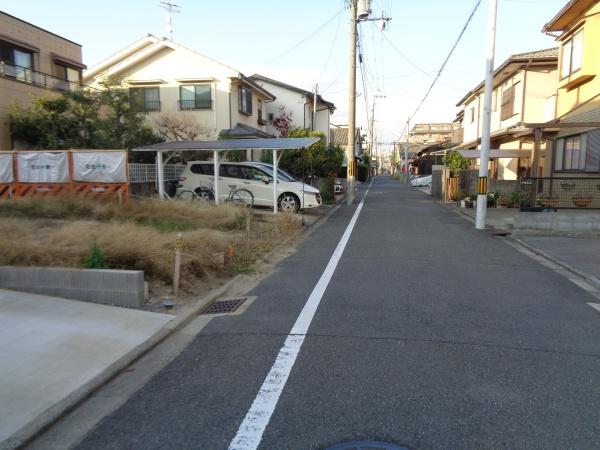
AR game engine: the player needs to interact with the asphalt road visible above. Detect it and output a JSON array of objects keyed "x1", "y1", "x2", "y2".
[{"x1": 77, "y1": 176, "x2": 600, "y2": 450}]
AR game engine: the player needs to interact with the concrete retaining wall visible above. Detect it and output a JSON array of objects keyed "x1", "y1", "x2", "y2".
[
  {"x1": 0, "y1": 267, "x2": 145, "y2": 308},
  {"x1": 514, "y1": 212, "x2": 600, "y2": 233}
]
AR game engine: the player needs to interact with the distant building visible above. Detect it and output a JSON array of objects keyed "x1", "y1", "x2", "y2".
[
  {"x1": 0, "y1": 11, "x2": 86, "y2": 149},
  {"x1": 250, "y1": 74, "x2": 335, "y2": 143},
  {"x1": 409, "y1": 123, "x2": 457, "y2": 145},
  {"x1": 330, "y1": 124, "x2": 364, "y2": 159}
]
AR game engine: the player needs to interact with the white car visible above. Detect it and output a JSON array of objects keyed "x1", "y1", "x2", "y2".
[
  {"x1": 177, "y1": 161, "x2": 322, "y2": 211},
  {"x1": 409, "y1": 174, "x2": 432, "y2": 187}
]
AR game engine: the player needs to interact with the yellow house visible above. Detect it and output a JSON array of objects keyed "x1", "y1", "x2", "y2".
[
  {"x1": 0, "y1": 11, "x2": 85, "y2": 149},
  {"x1": 543, "y1": 0, "x2": 600, "y2": 177},
  {"x1": 84, "y1": 34, "x2": 275, "y2": 160}
]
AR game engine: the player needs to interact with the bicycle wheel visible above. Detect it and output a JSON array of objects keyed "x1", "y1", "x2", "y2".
[
  {"x1": 177, "y1": 190, "x2": 199, "y2": 201},
  {"x1": 196, "y1": 187, "x2": 214, "y2": 202},
  {"x1": 229, "y1": 188, "x2": 254, "y2": 207}
]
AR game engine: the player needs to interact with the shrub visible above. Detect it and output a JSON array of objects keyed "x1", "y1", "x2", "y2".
[
  {"x1": 357, "y1": 163, "x2": 369, "y2": 182},
  {"x1": 320, "y1": 176, "x2": 335, "y2": 204},
  {"x1": 442, "y1": 150, "x2": 469, "y2": 177},
  {"x1": 84, "y1": 241, "x2": 109, "y2": 269}
]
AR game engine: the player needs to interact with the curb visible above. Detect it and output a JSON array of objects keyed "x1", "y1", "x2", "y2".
[
  {"x1": 506, "y1": 235, "x2": 600, "y2": 291},
  {"x1": 4, "y1": 277, "x2": 241, "y2": 450},
  {"x1": 440, "y1": 202, "x2": 600, "y2": 291}
]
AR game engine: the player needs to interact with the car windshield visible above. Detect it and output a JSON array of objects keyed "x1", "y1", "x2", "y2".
[{"x1": 257, "y1": 165, "x2": 297, "y2": 182}]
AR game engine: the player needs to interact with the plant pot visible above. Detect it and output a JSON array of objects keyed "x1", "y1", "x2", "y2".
[
  {"x1": 460, "y1": 200, "x2": 466, "y2": 208},
  {"x1": 572, "y1": 197, "x2": 592, "y2": 207},
  {"x1": 540, "y1": 198, "x2": 559, "y2": 208}
]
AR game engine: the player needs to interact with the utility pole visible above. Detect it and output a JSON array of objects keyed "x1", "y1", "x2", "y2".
[
  {"x1": 346, "y1": 0, "x2": 358, "y2": 204},
  {"x1": 404, "y1": 117, "x2": 410, "y2": 178},
  {"x1": 475, "y1": 0, "x2": 498, "y2": 230},
  {"x1": 369, "y1": 94, "x2": 386, "y2": 177},
  {"x1": 313, "y1": 84, "x2": 318, "y2": 131}
]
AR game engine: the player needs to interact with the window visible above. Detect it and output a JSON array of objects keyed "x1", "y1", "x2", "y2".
[
  {"x1": 500, "y1": 85, "x2": 516, "y2": 121},
  {"x1": 179, "y1": 84, "x2": 211, "y2": 110},
  {"x1": 238, "y1": 86, "x2": 252, "y2": 115},
  {"x1": 0, "y1": 41, "x2": 33, "y2": 81},
  {"x1": 554, "y1": 132, "x2": 600, "y2": 172},
  {"x1": 492, "y1": 90, "x2": 498, "y2": 112},
  {"x1": 257, "y1": 99, "x2": 263, "y2": 120},
  {"x1": 469, "y1": 107, "x2": 475, "y2": 124},
  {"x1": 220, "y1": 164, "x2": 243, "y2": 178},
  {"x1": 130, "y1": 87, "x2": 161, "y2": 112},
  {"x1": 561, "y1": 29, "x2": 583, "y2": 79},
  {"x1": 241, "y1": 166, "x2": 270, "y2": 181},
  {"x1": 53, "y1": 63, "x2": 81, "y2": 90},
  {"x1": 190, "y1": 163, "x2": 214, "y2": 175}
]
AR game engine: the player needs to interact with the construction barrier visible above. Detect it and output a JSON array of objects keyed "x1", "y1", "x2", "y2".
[{"x1": 0, "y1": 150, "x2": 129, "y2": 202}]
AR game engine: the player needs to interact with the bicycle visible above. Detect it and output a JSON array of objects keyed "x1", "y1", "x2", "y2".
[{"x1": 177, "y1": 182, "x2": 254, "y2": 207}]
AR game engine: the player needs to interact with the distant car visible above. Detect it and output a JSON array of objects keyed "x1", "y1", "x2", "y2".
[
  {"x1": 177, "y1": 161, "x2": 322, "y2": 211},
  {"x1": 410, "y1": 175, "x2": 432, "y2": 187}
]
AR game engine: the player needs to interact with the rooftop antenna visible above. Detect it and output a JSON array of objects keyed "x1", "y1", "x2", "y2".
[{"x1": 159, "y1": 1, "x2": 181, "y2": 40}]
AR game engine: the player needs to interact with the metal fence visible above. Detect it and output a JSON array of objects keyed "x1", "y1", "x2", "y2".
[
  {"x1": 0, "y1": 62, "x2": 81, "y2": 92},
  {"x1": 519, "y1": 177, "x2": 600, "y2": 209},
  {"x1": 128, "y1": 164, "x2": 185, "y2": 183}
]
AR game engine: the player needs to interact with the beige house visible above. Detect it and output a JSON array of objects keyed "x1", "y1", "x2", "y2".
[
  {"x1": 456, "y1": 48, "x2": 558, "y2": 179},
  {"x1": 409, "y1": 123, "x2": 458, "y2": 146},
  {"x1": 0, "y1": 11, "x2": 85, "y2": 149},
  {"x1": 83, "y1": 34, "x2": 275, "y2": 160}
]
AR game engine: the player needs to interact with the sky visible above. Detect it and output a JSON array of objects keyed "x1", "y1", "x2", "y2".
[{"x1": 2, "y1": 0, "x2": 568, "y2": 154}]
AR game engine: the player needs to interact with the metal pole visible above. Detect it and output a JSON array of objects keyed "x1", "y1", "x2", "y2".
[
  {"x1": 369, "y1": 101, "x2": 375, "y2": 177},
  {"x1": 475, "y1": 0, "x2": 498, "y2": 229},
  {"x1": 273, "y1": 149, "x2": 278, "y2": 214},
  {"x1": 213, "y1": 150, "x2": 220, "y2": 205},
  {"x1": 346, "y1": 0, "x2": 357, "y2": 205},
  {"x1": 313, "y1": 84, "x2": 318, "y2": 131},
  {"x1": 157, "y1": 151, "x2": 165, "y2": 199}
]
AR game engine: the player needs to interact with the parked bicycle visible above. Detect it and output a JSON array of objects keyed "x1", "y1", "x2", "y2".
[{"x1": 177, "y1": 182, "x2": 254, "y2": 207}]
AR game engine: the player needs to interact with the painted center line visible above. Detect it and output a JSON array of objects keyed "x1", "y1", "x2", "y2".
[{"x1": 228, "y1": 181, "x2": 372, "y2": 450}]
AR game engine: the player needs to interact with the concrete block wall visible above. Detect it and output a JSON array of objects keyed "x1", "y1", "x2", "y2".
[
  {"x1": 0, "y1": 267, "x2": 145, "y2": 307},
  {"x1": 514, "y1": 212, "x2": 600, "y2": 233}
]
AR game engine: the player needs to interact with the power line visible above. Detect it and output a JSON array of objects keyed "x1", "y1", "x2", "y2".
[
  {"x1": 407, "y1": 0, "x2": 482, "y2": 123},
  {"x1": 317, "y1": 9, "x2": 343, "y2": 83},
  {"x1": 264, "y1": 8, "x2": 344, "y2": 65}
]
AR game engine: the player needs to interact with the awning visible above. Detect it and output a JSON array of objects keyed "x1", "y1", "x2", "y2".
[{"x1": 431, "y1": 149, "x2": 531, "y2": 159}]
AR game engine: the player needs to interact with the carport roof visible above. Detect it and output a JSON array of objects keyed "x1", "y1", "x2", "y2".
[{"x1": 132, "y1": 137, "x2": 320, "y2": 152}]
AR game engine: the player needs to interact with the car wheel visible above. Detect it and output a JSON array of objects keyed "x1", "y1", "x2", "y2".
[{"x1": 278, "y1": 193, "x2": 300, "y2": 212}]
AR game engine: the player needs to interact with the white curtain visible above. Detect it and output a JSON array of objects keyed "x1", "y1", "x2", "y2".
[
  {"x1": 72, "y1": 152, "x2": 127, "y2": 183},
  {"x1": 17, "y1": 152, "x2": 69, "y2": 182}
]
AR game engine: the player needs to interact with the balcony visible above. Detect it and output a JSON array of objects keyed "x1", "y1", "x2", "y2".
[
  {"x1": 0, "y1": 62, "x2": 81, "y2": 92},
  {"x1": 178, "y1": 99, "x2": 212, "y2": 110}
]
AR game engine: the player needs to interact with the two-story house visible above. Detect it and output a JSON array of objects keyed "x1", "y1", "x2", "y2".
[
  {"x1": 542, "y1": 0, "x2": 600, "y2": 177},
  {"x1": 83, "y1": 34, "x2": 276, "y2": 161},
  {"x1": 249, "y1": 74, "x2": 336, "y2": 143},
  {"x1": 409, "y1": 123, "x2": 457, "y2": 145},
  {"x1": 0, "y1": 11, "x2": 86, "y2": 149},
  {"x1": 456, "y1": 48, "x2": 558, "y2": 179}
]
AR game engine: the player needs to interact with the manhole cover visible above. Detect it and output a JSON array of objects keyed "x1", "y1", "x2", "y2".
[
  {"x1": 325, "y1": 441, "x2": 409, "y2": 450},
  {"x1": 202, "y1": 297, "x2": 247, "y2": 314}
]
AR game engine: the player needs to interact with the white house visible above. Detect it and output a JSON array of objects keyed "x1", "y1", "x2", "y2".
[
  {"x1": 83, "y1": 34, "x2": 276, "y2": 160},
  {"x1": 250, "y1": 74, "x2": 335, "y2": 143}
]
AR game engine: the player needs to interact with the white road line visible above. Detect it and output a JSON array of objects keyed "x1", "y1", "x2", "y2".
[
  {"x1": 587, "y1": 302, "x2": 600, "y2": 313},
  {"x1": 228, "y1": 182, "x2": 372, "y2": 450}
]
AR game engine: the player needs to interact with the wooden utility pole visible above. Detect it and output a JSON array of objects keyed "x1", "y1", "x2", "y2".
[{"x1": 347, "y1": 0, "x2": 358, "y2": 204}]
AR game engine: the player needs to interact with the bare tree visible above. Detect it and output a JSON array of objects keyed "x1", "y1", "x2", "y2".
[
  {"x1": 154, "y1": 113, "x2": 216, "y2": 141},
  {"x1": 272, "y1": 105, "x2": 293, "y2": 137}
]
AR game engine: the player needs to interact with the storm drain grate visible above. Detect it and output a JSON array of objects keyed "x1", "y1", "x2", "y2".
[{"x1": 203, "y1": 297, "x2": 247, "y2": 314}]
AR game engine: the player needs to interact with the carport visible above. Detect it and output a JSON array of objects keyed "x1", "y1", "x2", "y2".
[{"x1": 132, "y1": 137, "x2": 319, "y2": 214}]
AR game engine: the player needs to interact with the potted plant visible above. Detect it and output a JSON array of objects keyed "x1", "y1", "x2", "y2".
[
  {"x1": 496, "y1": 195, "x2": 507, "y2": 208},
  {"x1": 540, "y1": 195, "x2": 560, "y2": 209},
  {"x1": 571, "y1": 193, "x2": 592, "y2": 207}
]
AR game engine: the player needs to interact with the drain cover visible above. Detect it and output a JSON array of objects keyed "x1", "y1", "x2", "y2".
[
  {"x1": 202, "y1": 297, "x2": 247, "y2": 314},
  {"x1": 325, "y1": 441, "x2": 409, "y2": 450}
]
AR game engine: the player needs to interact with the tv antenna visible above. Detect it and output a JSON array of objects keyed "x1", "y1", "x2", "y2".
[{"x1": 159, "y1": 1, "x2": 181, "y2": 40}]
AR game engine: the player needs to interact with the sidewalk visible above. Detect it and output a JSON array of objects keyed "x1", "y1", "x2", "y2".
[
  {"x1": 446, "y1": 202, "x2": 600, "y2": 288},
  {"x1": 0, "y1": 289, "x2": 173, "y2": 448}
]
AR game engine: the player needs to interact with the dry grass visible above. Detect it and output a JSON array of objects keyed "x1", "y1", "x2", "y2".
[{"x1": 0, "y1": 197, "x2": 303, "y2": 292}]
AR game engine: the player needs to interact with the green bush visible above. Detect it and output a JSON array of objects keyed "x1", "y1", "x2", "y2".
[
  {"x1": 83, "y1": 241, "x2": 109, "y2": 269},
  {"x1": 357, "y1": 163, "x2": 369, "y2": 182},
  {"x1": 320, "y1": 176, "x2": 335, "y2": 204}
]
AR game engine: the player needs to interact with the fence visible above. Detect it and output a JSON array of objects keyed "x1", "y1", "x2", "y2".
[
  {"x1": 519, "y1": 177, "x2": 600, "y2": 210},
  {"x1": 128, "y1": 164, "x2": 185, "y2": 183}
]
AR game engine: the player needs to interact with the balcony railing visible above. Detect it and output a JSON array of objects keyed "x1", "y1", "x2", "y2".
[
  {"x1": 0, "y1": 62, "x2": 82, "y2": 92},
  {"x1": 178, "y1": 99, "x2": 212, "y2": 110}
]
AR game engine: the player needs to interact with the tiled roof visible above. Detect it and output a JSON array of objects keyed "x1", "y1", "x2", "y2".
[
  {"x1": 330, "y1": 127, "x2": 348, "y2": 147},
  {"x1": 511, "y1": 47, "x2": 559, "y2": 59}
]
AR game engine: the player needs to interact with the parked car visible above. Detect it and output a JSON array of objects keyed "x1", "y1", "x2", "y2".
[
  {"x1": 409, "y1": 174, "x2": 432, "y2": 188},
  {"x1": 177, "y1": 161, "x2": 322, "y2": 211}
]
